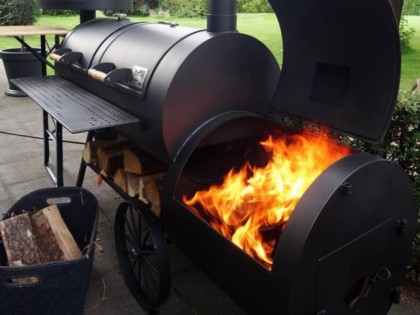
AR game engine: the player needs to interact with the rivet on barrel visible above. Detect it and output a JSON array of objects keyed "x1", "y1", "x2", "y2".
[{"x1": 341, "y1": 181, "x2": 353, "y2": 196}]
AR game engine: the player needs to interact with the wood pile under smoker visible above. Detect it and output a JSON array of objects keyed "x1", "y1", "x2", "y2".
[
  {"x1": 83, "y1": 140, "x2": 165, "y2": 217},
  {"x1": 0, "y1": 205, "x2": 81, "y2": 282}
]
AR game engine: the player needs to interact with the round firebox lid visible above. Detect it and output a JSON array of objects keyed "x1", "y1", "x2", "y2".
[{"x1": 267, "y1": 0, "x2": 400, "y2": 143}]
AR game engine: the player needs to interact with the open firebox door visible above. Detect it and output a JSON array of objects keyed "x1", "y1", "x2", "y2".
[{"x1": 162, "y1": 0, "x2": 417, "y2": 314}]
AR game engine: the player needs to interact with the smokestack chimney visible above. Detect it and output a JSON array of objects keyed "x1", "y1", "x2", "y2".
[{"x1": 207, "y1": 0, "x2": 237, "y2": 33}]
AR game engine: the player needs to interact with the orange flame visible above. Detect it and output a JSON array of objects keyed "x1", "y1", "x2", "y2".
[{"x1": 182, "y1": 130, "x2": 351, "y2": 269}]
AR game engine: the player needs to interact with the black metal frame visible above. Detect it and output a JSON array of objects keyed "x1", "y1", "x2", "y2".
[
  {"x1": 10, "y1": 34, "x2": 63, "y2": 185},
  {"x1": 76, "y1": 130, "x2": 171, "y2": 309},
  {"x1": 12, "y1": 76, "x2": 140, "y2": 187}
]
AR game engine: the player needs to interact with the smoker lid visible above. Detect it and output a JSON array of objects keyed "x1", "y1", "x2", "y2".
[
  {"x1": 60, "y1": 18, "x2": 135, "y2": 69},
  {"x1": 268, "y1": 0, "x2": 400, "y2": 143}
]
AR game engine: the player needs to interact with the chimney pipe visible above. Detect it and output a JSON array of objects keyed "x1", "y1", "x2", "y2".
[
  {"x1": 207, "y1": 0, "x2": 237, "y2": 33},
  {"x1": 80, "y1": 10, "x2": 96, "y2": 24}
]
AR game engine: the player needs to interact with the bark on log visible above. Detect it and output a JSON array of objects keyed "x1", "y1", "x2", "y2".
[
  {"x1": 30, "y1": 205, "x2": 82, "y2": 261},
  {"x1": 0, "y1": 206, "x2": 81, "y2": 283},
  {"x1": 0, "y1": 212, "x2": 43, "y2": 266}
]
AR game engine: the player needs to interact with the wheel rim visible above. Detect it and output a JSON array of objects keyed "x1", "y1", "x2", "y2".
[{"x1": 114, "y1": 202, "x2": 170, "y2": 310}]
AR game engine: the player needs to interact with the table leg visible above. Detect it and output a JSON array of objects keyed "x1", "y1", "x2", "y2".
[
  {"x1": 56, "y1": 123, "x2": 63, "y2": 187},
  {"x1": 43, "y1": 110, "x2": 50, "y2": 167},
  {"x1": 76, "y1": 130, "x2": 95, "y2": 187},
  {"x1": 44, "y1": 115, "x2": 64, "y2": 187},
  {"x1": 40, "y1": 35, "x2": 46, "y2": 76}
]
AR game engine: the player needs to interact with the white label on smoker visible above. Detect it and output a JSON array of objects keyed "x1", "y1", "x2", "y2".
[{"x1": 131, "y1": 65, "x2": 149, "y2": 90}]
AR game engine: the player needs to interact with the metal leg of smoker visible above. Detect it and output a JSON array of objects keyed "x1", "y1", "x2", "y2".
[
  {"x1": 76, "y1": 130, "x2": 95, "y2": 187},
  {"x1": 44, "y1": 116, "x2": 64, "y2": 187}
]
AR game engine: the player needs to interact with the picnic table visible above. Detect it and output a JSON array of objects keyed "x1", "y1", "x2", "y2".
[{"x1": 0, "y1": 25, "x2": 68, "y2": 186}]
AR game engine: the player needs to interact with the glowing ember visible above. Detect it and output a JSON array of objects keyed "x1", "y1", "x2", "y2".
[{"x1": 182, "y1": 130, "x2": 351, "y2": 269}]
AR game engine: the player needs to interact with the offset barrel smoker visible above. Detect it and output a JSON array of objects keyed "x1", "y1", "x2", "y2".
[{"x1": 13, "y1": 0, "x2": 417, "y2": 314}]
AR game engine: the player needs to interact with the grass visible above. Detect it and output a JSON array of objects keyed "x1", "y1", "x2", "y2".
[
  {"x1": 401, "y1": 16, "x2": 420, "y2": 91},
  {"x1": 0, "y1": 13, "x2": 418, "y2": 91}
]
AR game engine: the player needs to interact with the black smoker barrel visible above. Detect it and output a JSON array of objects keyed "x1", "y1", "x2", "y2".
[{"x1": 51, "y1": 18, "x2": 280, "y2": 163}]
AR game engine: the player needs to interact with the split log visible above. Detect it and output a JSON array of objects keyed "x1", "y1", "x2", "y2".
[
  {"x1": 139, "y1": 173, "x2": 165, "y2": 217},
  {"x1": 0, "y1": 206, "x2": 81, "y2": 283},
  {"x1": 30, "y1": 205, "x2": 82, "y2": 261},
  {"x1": 0, "y1": 212, "x2": 43, "y2": 266},
  {"x1": 114, "y1": 168, "x2": 128, "y2": 193},
  {"x1": 127, "y1": 172, "x2": 140, "y2": 198},
  {"x1": 97, "y1": 141, "x2": 130, "y2": 176},
  {"x1": 124, "y1": 147, "x2": 165, "y2": 175},
  {"x1": 82, "y1": 140, "x2": 107, "y2": 164}
]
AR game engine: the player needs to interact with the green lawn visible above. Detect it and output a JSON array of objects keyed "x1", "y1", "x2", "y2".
[
  {"x1": 401, "y1": 16, "x2": 420, "y2": 91},
  {"x1": 0, "y1": 13, "x2": 418, "y2": 91}
]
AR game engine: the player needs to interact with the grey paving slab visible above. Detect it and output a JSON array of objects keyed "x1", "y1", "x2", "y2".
[
  {"x1": 0, "y1": 180, "x2": 9, "y2": 202},
  {"x1": 0, "y1": 198, "x2": 12, "y2": 215},
  {"x1": 0, "y1": 116, "x2": 28, "y2": 133},
  {"x1": 0, "y1": 158, "x2": 46, "y2": 186},
  {"x1": 0, "y1": 138, "x2": 44, "y2": 165},
  {"x1": 5, "y1": 175, "x2": 65, "y2": 202},
  {"x1": 0, "y1": 129, "x2": 35, "y2": 146}
]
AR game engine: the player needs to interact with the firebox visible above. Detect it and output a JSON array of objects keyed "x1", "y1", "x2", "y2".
[
  {"x1": 12, "y1": 0, "x2": 417, "y2": 314},
  {"x1": 163, "y1": 116, "x2": 416, "y2": 315}
]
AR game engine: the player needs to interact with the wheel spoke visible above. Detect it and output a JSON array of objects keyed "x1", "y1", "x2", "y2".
[
  {"x1": 139, "y1": 254, "x2": 159, "y2": 274},
  {"x1": 123, "y1": 231, "x2": 136, "y2": 248},
  {"x1": 123, "y1": 211, "x2": 139, "y2": 244},
  {"x1": 141, "y1": 230, "x2": 151, "y2": 248},
  {"x1": 131, "y1": 257, "x2": 138, "y2": 270},
  {"x1": 129, "y1": 206, "x2": 139, "y2": 237},
  {"x1": 114, "y1": 202, "x2": 170, "y2": 309},
  {"x1": 140, "y1": 256, "x2": 159, "y2": 300}
]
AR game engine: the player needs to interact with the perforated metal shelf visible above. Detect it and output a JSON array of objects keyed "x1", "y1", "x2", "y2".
[{"x1": 12, "y1": 76, "x2": 140, "y2": 133}]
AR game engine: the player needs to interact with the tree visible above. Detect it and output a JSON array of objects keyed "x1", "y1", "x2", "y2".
[
  {"x1": 403, "y1": 0, "x2": 420, "y2": 16},
  {"x1": 0, "y1": 0, "x2": 39, "y2": 26}
]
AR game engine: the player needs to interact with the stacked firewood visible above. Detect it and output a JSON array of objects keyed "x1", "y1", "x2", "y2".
[
  {"x1": 0, "y1": 205, "x2": 81, "y2": 282},
  {"x1": 83, "y1": 140, "x2": 165, "y2": 217}
]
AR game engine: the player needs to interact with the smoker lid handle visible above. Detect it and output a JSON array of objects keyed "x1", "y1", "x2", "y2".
[
  {"x1": 87, "y1": 68, "x2": 107, "y2": 83},
  {"x1": 49, "y1": 52, "x2": 61, "y2": 63},
  {"x1": 49, "y1": 48, "x2": 72, "y2": 63}
]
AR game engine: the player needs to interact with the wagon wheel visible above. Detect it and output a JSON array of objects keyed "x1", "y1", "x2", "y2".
[{"x1": 114, "y1": 201, "x2": 171, "y2": 310}]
